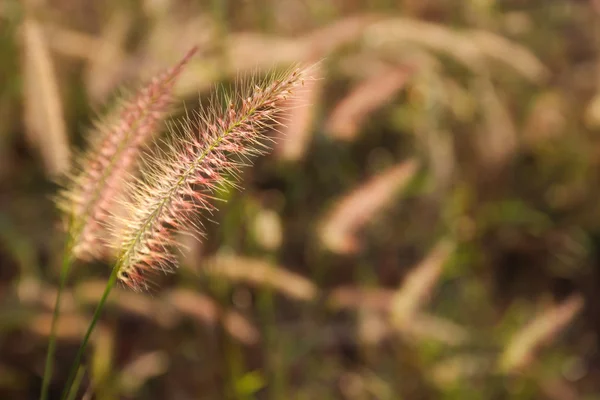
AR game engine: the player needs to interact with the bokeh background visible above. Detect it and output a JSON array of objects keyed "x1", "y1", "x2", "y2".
[{"x1": 3, "y1": 0, "x2": 600, "y2": 399}]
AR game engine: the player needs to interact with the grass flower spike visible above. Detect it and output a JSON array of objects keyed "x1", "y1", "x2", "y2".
[
  {"x1": 59, "y1": 47, "x2": 198, "y2": 260},
  {"x1": 115, "y1": 67, "x2": 309, "y2": 290}
]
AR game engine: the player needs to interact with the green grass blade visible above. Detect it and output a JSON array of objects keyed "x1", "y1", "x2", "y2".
[{"x1": 64, "y1": 366, "x2": 86, "y2": 400}]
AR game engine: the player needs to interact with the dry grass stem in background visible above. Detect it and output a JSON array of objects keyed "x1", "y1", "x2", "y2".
[
  {"x1": 58, "y1": 47, "x2": 198, "y2": 261},
  {"x1": 115, "y1": 66, "x2": 310, "y2": 290}
]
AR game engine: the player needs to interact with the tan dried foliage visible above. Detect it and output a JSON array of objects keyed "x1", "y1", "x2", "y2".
[
  {"x1": 204, "y1": 255, "x2": 318, "y2": 302},
  {"x1": 354, "y1": 311, "x2": 468, "y2": 346},
  {"x1": 365, "y1": 18, "x2": 547, "y2": 82},
  {"x1": 326, "y1": 66, "x2": 412, "y2": 140},
  {"x1": 469, "y1": 29, "x2": 549, "y2": 83},
  {"x1": 365, "y1": 18, "x2": 486, "y2": 72},
  {"x1": 46, "y1": 24, "x2": 102, "y2": 59},
  {"x1": 173, "y1": 14, "x2": 381, "y2": 98},
  {"x1": 500, "y1": 294, "x2": 584, "y2": 372},
  {"x1": 225, "y1": 14, "x2": 380, "y2": 74},
  {"x1": 175, "y1": 33, "x2": 307, "y2": 98},
  {"x1": 302, "y1": 14, "x2": 383, "y2": 56},
  {"x1": 328, "y1": 284, "x2": 468, "y2": 345},
  {"x1": 166, "y1": 289, "x2": 260, "y2": 345},
  {"x1": 46, "y1": 13, "x2": 383, "y2": 104},
  {"x1": 391, "y1": 239, "x2": 455, "y2": 327},
  {"x1": 21, "y1": 16, "x2": 70, "y2": 176},
  {"x1": 319, "y1": 159, "x2": 419, "y2": 254}
]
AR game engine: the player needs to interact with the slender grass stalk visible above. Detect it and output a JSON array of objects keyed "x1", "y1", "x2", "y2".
[
  {"x1": 64, "y1": 366, "x2": 86, "y2": 400},
  {"x1": 40, "y1": 240, "x2": 74, "y2": 400},
  {"x1": 60, "y1": 262, "x2": 120, "y2": 400}
]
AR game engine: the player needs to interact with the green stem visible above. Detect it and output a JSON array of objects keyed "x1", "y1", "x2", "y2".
[
  {"x1": 64, "y1": 366, "x2": 86, "y2": 400},
  {"x1": 40, "y1": 239, "x2": 74, "y2": 400},
  {"x1": 60, "y1": 262, "x2": 120, "y2": 400}
]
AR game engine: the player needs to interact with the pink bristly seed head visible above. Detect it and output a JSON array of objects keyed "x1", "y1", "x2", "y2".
[
  {"x1": 114, "y1": 65, "x2": 311, "y2": 290},
  {"x1": 58, "y1": 47, "x2": 198, "y2": 261}
]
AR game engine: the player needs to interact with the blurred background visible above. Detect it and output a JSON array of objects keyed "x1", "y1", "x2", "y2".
[{"x1": 2, "y1": 0, "x2": 600, "y2": 399}]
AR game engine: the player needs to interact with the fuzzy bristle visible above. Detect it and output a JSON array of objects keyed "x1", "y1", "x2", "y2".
[
  {"x1": 59, "y1": 47, "x2": 198, "y2": 260},
  {"x1": 115, "y1": 66, "x2": 310, "y2": 290}
]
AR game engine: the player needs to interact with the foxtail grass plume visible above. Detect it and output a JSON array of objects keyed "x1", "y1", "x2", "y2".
[
  {"x1": 115, "y1": 66, "x2": 310, "y2": 290},
  {"x1": 500, "y1": 294, "x2": 583, "y2": 372},
  {"x1": 59, "y1": 47, "x2": 198, "y2": 260},
  {"x1": 319, "y1": 159, "x2": 419, "y2": 254},
  {"x1": 325, "y1": 66, "x2": 411, "y2": 141}
]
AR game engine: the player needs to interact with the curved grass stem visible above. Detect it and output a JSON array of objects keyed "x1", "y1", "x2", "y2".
[
  {"x1": 40, "y1": 239, "x2": 74, "y2": 400},
  {"x1": 64, "y1": 366, "x2": 87, "y2": 400},
  {"x1": 60, "y1": 262, "x2": 120, "y2": 400}
]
